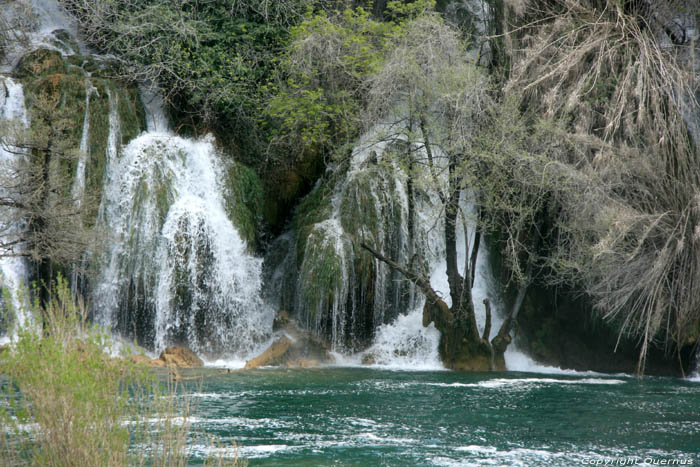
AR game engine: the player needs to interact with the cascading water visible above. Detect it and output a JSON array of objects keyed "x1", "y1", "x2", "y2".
[
  {"x1": 1, "y1": 0, "x2": 81, "y2": 73},
  {"x1": 93, "y1": 93, "x2": 273, "y2": 358},
  {"x1": 287, "y1": 125, "x2": 520, "y2": 369},
  {"x1": 288, "y1": 128, "x2": 433, "y2": 353},
  {"x1": 70, "y1": 81, "x2": 95, "y2": 206},
  {"x1": 0, "y1": 77, "x2": 30, "y2": 341}
]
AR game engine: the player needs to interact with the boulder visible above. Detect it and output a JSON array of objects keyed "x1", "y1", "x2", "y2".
[
  {"x1": 244, "y1": 336, "x2": 293, "y2": 369},
  {"x1": 244, "y1": 320, "x2": 334, "y2": 370},
  {"x1": 158, "y1": 346, "x2": 204, "y2": 368}
]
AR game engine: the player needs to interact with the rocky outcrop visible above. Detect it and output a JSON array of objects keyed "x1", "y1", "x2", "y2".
[
  {"x1": 244, "y1": 316, "x2": 334, "y2": 369},
  {"x1": 158, "y1": 346, "x2": 204, "y2": 368},
  {"x1": 128, "y1": 346, "x2": 204, "y2": 368},
  {"x1": 244, "y1": 336, "x2": 293, "y2": 369}
]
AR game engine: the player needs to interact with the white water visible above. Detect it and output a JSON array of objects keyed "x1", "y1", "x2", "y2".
[
  {"x1": 0, "y1": 77, "x2": 30, "y2": 341},
  {"x1": 314, "y1": 125, "x2": 589, "y2": 374},
  {"x1": 689, "y1": 350, "x2": 700, "y2": 382},
  {"x1": 292, "y1": 125, "x2": 555, "y2": 372},
  {"x1": 1, "y1": 0, "x2": 82, "y2": 73},
  {"x1": 94, "y1": 92, "x2": 273, "y2": 358},
  {"x1": 70, "y1": 81, "x2": 96, "y2": 206}
]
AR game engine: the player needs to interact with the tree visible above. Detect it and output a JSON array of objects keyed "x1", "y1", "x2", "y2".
[
  {"x1": 359, "y1": 14, "x2": 517, "y2": 370},
  {"x1": 502, "y1": 0, "x2": 700, "y2": 375},
  {"x1": 0, "y1": 89, "x2": 95, "y2": 302}
]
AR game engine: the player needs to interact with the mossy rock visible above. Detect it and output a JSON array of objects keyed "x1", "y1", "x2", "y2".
[
  {"x1": 15, "y1": 48, "x2": 65, "y2": 78},
  {"x1": 224, "y1": 162, "x2": 264, "y2": 249}
]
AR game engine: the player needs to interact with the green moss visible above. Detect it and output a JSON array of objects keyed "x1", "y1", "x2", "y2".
[
  {"x1": 297, "y1": 226, "x2": 348, "y2": 322},
  {"x1": 117, "y1": 86, "x2": 146, "y2": 144},
  {"x1": 79, "y1": 80, "x2": 110, "y2": 224},
  {"x1": 224, "y1": 163, "x2": 264, "y2": 250},
  {"x1": 15, "y1": 48, "x2": 65, "y2": 78},
  {"x1": 17, "y1": 48, "x2": 146, "y2": 227},
  {"x1": 152, "y1": 170, "x2": 175, "y2": 229},
  {"x1": 292, "y1": 182, "x2": 335, "y2": 267}
]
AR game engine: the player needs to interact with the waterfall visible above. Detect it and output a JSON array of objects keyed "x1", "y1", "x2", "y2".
[
  {"x1": 358, "y1": 191, "x2": 504, "y2": 369},
  {"x1": 93, "y1": 92, "x2": 272, "y2": 358},
  {"x1": 0, "y1": 77, "x2": 30, "y2": 340},
  {"x1": 290, "y1": 125, "x2": 512, "y2": 366},
  {"x1": 288, "y1": 123, "x2": 562, "y2": 371},
  {"x1": 291, "y1": 127, "x2": 429, "y2": 353},
  {"x1": 71, "y1": 81, "x2": 96, "y2": 206},
  {"x1": 1, "y1": 0, "x2": 81, "y2": 73},
  {"x1": 690, "y1": 350, "x2": 700, "y2": 382}
]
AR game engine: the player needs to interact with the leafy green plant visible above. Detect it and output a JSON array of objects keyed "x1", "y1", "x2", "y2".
[{"x1": 0, "y1": 276, "x2": 245, "y2": 466}]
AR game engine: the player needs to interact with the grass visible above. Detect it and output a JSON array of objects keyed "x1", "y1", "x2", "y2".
[{"x1": 0, "y1": 276, "x2": 246, "y2": 466}]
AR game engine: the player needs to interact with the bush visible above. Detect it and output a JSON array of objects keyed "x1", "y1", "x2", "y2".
[{"x1": 0, "y1": 276, "x2": 245, "y2": 466}]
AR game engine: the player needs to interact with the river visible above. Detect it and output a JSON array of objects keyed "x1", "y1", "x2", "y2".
[{"x1": 175, "y1": 367, "x2": 700, "y2": 466}]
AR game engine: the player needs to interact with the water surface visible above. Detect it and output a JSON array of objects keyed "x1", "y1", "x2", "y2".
[{"x1": 181, "y1": 368, "x2": 700, "y2": 465}]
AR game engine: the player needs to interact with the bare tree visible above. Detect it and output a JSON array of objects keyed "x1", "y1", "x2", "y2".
[
  {"x1": 0, "y1": 90, "x2": 96, "y2": 299},
  {"x1": 359, "y1": 15, "x2": 518, "y2": 370},
  {"x1": 504, "y1": 0, "x2": 700, "y2": 375}
]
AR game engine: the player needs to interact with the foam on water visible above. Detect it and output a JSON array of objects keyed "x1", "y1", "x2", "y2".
[{"x1": 358, "y1": 307, "x2": 443, "y2": 370}]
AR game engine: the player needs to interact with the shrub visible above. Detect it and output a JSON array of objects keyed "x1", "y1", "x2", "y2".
[{"x1": 0, "y1": 276, "x2": 245, "y2": 466}]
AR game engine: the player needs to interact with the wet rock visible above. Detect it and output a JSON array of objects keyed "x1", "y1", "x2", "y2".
[
  {"x1": 128, "y1": 354, "x2": 164, "y2": 368},
  {"x1": 158, "y1": 346, "x2": 204, "y2": 368},
  {"x1": 361, "y1": 352, "x2": 377, "y2": 365},
  {"x1": 273, "y1": 310, "x2": 290, "y2": 331},
  {"x1": 244, "y1": 321, "x2": 334, "y2": 369},
  {"x1": 15, "y1": 48, "x2": 64, "y2": 78},
  {"x1": 244, "y1": 336, "x2": 293, "y2": 369}
]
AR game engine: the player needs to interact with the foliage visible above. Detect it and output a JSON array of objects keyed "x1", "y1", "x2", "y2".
[
  {"x1": 225, "y1": 162, "x2": 264, "y2": 250},
  {"x1": 501, "y1": 0, "x2": 700, "y2": 373},
  {"x1": 59, "y1": 0, "x2": 311, "y2": 152},
  {"x1": 0, "y1": 276, "x2": 246, "y2": 466},
  {"x1": 265, "y1": 0, "x2": 436, "y2": 161},
  {"x1": 0, "y1": 88, "x2": 97, "y2": 268}
]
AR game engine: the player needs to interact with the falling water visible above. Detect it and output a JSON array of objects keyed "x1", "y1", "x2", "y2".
[
  {"x1": 1, "y1": 0, "x2": 82, "y2": 73},
  {"x1": 291, "y1": 125, "x2": 522, "y2": 368},
  {"x1": 0, "y1": 77, "x2": 30, "y2": 340},
  {"x1": 70, "y1": 81, "x2": 95, "y2": 206},
  {"x1": 93, "y1": 92, "x2": 272, "y2": 358}
]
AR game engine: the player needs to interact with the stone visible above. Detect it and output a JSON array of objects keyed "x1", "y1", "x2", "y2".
[
  {"x1": 361, "y1": 352, "x2": 377, "y2": 365},
  {"x1": 158, "y1": 346, "x2": 204, "y2": 368},
  {"x1": 244, "y1": 336, "x2": 293, "y2": 369},
  {"x1": 244, "y1": 319, "x2": 335, "y2": 370},
  {"x1": 128, "y1": 353, "x2": 166, "y2": 368}
]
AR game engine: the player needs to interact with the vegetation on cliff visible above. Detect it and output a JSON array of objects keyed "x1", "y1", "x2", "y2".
[{"x1": 2, "y1": 0, "x2": 699, "y2": 374}]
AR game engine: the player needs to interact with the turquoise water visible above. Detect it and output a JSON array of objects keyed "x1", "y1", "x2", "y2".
[{"x1": 184, "y1": 368, "x2": 700, "y2": 466}]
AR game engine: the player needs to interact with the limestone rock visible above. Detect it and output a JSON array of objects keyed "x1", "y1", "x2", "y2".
[
  {"x1": 244, "y1": 336, "x2": 293, "y2": 369},
  {"x1": 158, "y1": 346, "x2": 204, "y2": 368},
  {"x1": 244, "y1": 320, "x2": 334, "y2": 370}
]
